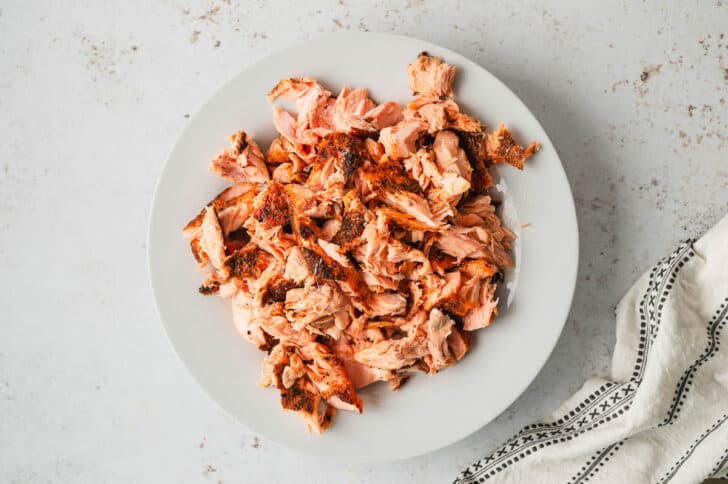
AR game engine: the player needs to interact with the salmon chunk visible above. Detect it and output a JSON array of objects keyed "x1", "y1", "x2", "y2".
[{"x1": 407, "y1": 52, "x2": 457, "y2": 98}]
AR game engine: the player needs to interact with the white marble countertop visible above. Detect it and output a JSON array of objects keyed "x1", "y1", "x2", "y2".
[{"x1": 2, "y1": 1, "x2": 727, "y2": 482}]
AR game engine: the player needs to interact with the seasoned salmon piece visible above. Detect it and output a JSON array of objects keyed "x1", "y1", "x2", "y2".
[
  {"x1": 268, "y1": 77, "x2": 333, "y2": 135},
  {"x1": 428, "y1": 248, "x2": 459, "y2": 274},
  {"x1": 199, "y1": 206, "x2": 229, "y2": 278},
  {"x1": 259, "y1": 342, "x2": 287, "y2": 388},
  {"x1": 279, "y1": 373, "x2": 335, "y2": 434},
  {"x1": 309, "y1": 133, "x2": 370, "y2": 192},
  {"x1": 384, "y1": 236, "x2": 432, "y2": 281},
  {"x1": 354, "y1": 324, "x2": 431, "y2": 371},
  {"x1": 183, "y1": 182, "x2": 259, "y2": 240},
  {"x1": 335, "y1": 87, "x2": 375, "y2": 115},
  {"x1": 407, "y1": 101, "x2": 447, "y2": 133},
  {"x1": 231, "y1": 290, "x2": 269, "y2": 348},
  {"x1": 258, "y1": 309, "x2": 298, "y2": 343},
  {"x1": 457, "y1": 129, "x2": 493, "y2": 193},
  {"x1": 305, "y1": 343, "x2": 363, "y2": 413},
  {"x1": 268, "y1": 77, "x2": 328, "y2": 102},
  {"x1": 364, "y1": 101, "x2": 404, "y2": 130},
  {"x1": 381, "y1": 191, "x2": 442, "y2": 228},
  {"x1": 224, "y1": 243, "x2": 273, "y2": 280},
  {"x1": 284, "y1": 246, "x2": 312, "y2": 284},
  {"x1": 405, "y1": 98, "x2": 480, "y2": 134},
  {"x1": 319, "y1": 132, "x2": 370, "y2": 177},
  {"x1": 458, "y1": 194, "x2": 495, "y2": 217},
  {"x1": 402, "y1": 148, "x2": 437, "y2": 192},
  {"x1": 266, "y1": 137, "x2": 290, "y2": 165},
  {"x1": 316, "y1": 240, "x2": 351, "y2": 268},
  {"x1": 306, "y1": 153, "x2": 339, "y2": 192},
  {"x1": 435, "y1": 225, "x2": 513, "y2": 267},
  {"x1": 251, "y1": 259, "x2": 286, "y2": 302},
  {"x1": 463, "y1": 279, "x2": 499, "y2": 331},
  {"x1": 301, "y1": 245, "x2": 371, "y2": 311},
  {"x1": 440, "y1": 275, "x2": 483, "y2": 317},
  {"x1": 296, "y1": 83, "x2": 332, "y2": 127},
  {"x1": 377, "y1": 207, "x2": 446, "y2": 233},
  {"x1": 486, "y1": 123, "x2": 540, "y2": 169},
  {"x1": 459, "y1": 196, "x2": 516, "y2": 248},
  {"x1": 272, "y1": 163, "x2": 296, "y2": 183},
  {"x1": 420, "y1": 272, "x2": 460, "y2": 311},
  {"x1": 365, "y1": 138, "x2": 385, "y2": 163},
  {"x1": 280, "y1": 351, "x2": 307, "y2": 389},
  {"x1": 426, "y1": 308, "x2": 455, "y2": 372},
  {"x1": 216, "y1": 190, "x2": 257, "y2": 237},
  {"x1": 197, "y1": 274, "x2": 221, "y2": 295},
  {"x1": 252, "y1": 182, "x2": 291, "y2": 229},
  {"x1": 319, "y1": 218, "x2": 342, "y2": 241},
  {"x1": 244, "y1": 217, "x2": 295, "y2": 263},
  {"x1": 260, "y1": 278, "x2": 300, "y2": 306},
  {"x1": 331, "y1": 192, "x2": 369, "y2": 250},
  {"x1": 446, "y1": 327, "x2": 470, "y2": 361},
  {"x1": 446, "y1": 106, "x2": 481, "y2": 132},
  {"x1": 331, "y1": 87, "x2": 377, "y2": 134},
  {"x1": 348, "y1": 362, "x2": 401, "y2": 389},
  {"x1": 285, "y1": 282, "x2": 351, "y2": 332},
  {"x1": 282, "y1": 183, "x2": 317, "y2": 214},
  {"x1": 459, "y1": 258, "x2": 498, "y2": 278},
  {"x1": 349, "y1": 215, "x2": 402, "y2": 290},
  {"x1": 354, "y1": 337, "x2": 428, "y2": 370},
  {"x1": 272, "y1": 106, "x2": 315, "y2": 145},
  {"x1": 407, "y1": 52, "x2": 457, "y2": 98},
  {"x1": 331, "y1": 338, "x2": 402, "y2": 389},
  {"x1": 378, "y1": 119, "x2": 427, "y2": 159},
  {"x1": 368, "y1": 292, "x2": 407, "y2": 317},
  {"x1": 435, "y1": 226, "x2": 488, "y2": 261},
  {"x1": 209, "y1": 131, "x2": 270, "y2": 184},
  {"x1": 433, "y1": 130, "x2": 472, "y2": 181},
  {"x1": 309, "y1": 97, "x2": 337, "y2": 137},
  {"x1": 358, "y1": 158, "x2": 422, "y2": 195},
  {"x1": 439, "y1": 172, "x2": 470, "y2": 198}
]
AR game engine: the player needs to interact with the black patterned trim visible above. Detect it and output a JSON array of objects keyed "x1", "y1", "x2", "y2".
[
  {"x1": 566, "y1": 241, "x2": 696, "y2": 480},
  {"x1": 710, "y1": 447, "x2": 728, "y2": 478},
  {"x1": 637, "y1": 242, "x2": 695, "y2": 381},
  {"x1": 663, "y1": 297, "x2": 728, "y2": 424},
  {"x1": 657, "y1": 414, "x2": 728, "y2": 483},
  {"x1": 568, "y1": 441, "x2": 624, "y2": 484},
  {"x1": 454, "y1": 241, "x2": 695, "y2": 484},
  {"x1": 454, "y1": 388, "x2": 634, "y2": 483}
]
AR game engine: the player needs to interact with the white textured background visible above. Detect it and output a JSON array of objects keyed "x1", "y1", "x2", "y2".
[{"x1": 1, "y1": 1, "x2": 727, "y2": 483}]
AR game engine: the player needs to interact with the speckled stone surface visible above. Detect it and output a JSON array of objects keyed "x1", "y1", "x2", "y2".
[{"x1": 1, "y1": 1, "x2": 727, "y2": 483}]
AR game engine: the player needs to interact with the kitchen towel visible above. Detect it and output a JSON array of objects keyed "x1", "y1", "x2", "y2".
[{"x1": 455, "y1": 213, "x2": 728, "y2": 484}]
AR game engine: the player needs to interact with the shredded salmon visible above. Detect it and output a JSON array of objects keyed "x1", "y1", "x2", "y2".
[{"x1": 182, "y1": 54, "x2": 539, "y2": 433}]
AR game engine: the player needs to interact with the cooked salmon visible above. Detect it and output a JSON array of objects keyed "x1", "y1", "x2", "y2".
[
  {"x1": 426, "y1": 308, "x2": 455, "y2": 372},
  {"x1": 364, "y1": 101, "x2": 404, "y2": 130},
  {"x1": 182, "y1": 53, "x2": 539, "y2": 433},
  {"x1": 199, "y1": 206, "x2": 229, "y2": 278},
  {"x1": 486, "y1": 123, "x2": 540, "y2": 169},
  {"x1": 209, "y1": 131, "x2": 270, "y2": 184},
  {"x1": 378, "y1": 119, "x2": 427, "y2": 159},
  {"x1": 407, "y1": 52, "x2": 457, "y2": 98}
]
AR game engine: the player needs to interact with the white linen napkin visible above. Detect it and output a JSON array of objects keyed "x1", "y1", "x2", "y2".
[{"x1": 455, "y1": 213, "x2": 728, "y2": 484}]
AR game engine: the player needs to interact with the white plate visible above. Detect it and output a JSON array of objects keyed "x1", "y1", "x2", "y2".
[{"x1": 148, "y1": 33, "x2": 578, "y2": 463}]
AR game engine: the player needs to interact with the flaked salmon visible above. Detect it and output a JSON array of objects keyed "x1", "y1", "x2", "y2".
[
  {"x1": 182, "y1": 53, "x2": 539, "y2": 433},
  {"x1": 209, "y1": 131, "x2": 270, "y2": 184},
  {"x1": 407, "y1": 52, "x2": 457, "y2": 98}
]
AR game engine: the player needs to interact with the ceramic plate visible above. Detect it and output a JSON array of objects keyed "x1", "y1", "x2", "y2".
[{"x1": 148, "y1": 32, "x2": 578, "y2": 462}]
